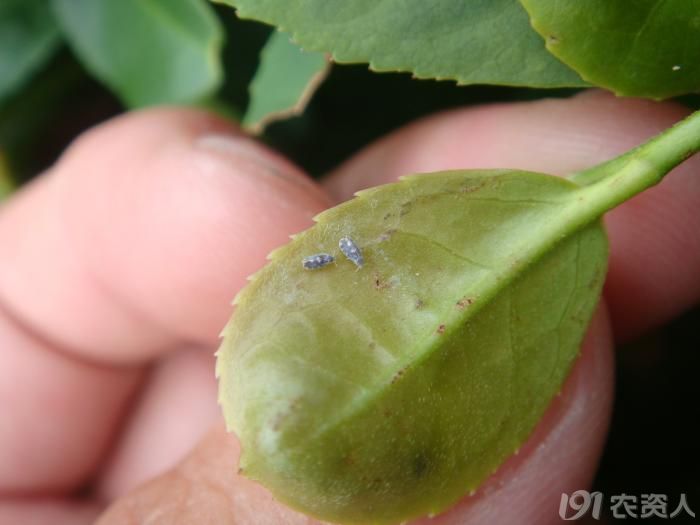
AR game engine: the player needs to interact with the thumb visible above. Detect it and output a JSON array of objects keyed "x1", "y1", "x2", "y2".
[{"x1": 96, "y1": 307, "x2": 613, "y2": 525}]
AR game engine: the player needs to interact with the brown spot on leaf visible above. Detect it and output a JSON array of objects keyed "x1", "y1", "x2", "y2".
[
  {"x1": 412, "y1": 452, "x2": 430, "y2": 479},
  {"x1": 436, "y1": 324, "x2": 446, "y2": 334},
  {"x1": 588, "y1": 275, "x2": 601, "y2": 290},
  {"x1": 271, "y1": 399, "x2": 301, "y2": 431},
  {"x1": 415, "y1": 298, "x2": 425, "y2": 310},
  {"x1": 378, "y1": 228, "x2": 397, "y2": 242},
  {"x1": 459, "y1": 180, "x2": 486, "y2": 194},
  {"x1": 374, "y1": 273, "x2": 390, "y2": 290},
  {"x1": 391, "y1": 367, "x2": 407, "y2": 384},
  {"x1": 456, "y1": 297, "x2": 474, "y2": 309}
]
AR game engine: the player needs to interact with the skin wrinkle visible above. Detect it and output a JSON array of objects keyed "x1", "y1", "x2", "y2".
[
  {"x1": 39, "y1": 109, "x2": 328, "y2": 358},
  {"x1": 0, "y1": 289, "x2": 133, "y2": 372},
  {"x1": 51, "y1": 147, "x2": 209, "y2": 354},
  {"x1": 195, "y1": 134, "x2": 330, "y2": 203},
  {"x1": 95, "y1": 345, "x2": 219, "y2": 501},
  {"x1": 0, "y1": 308, "x2": 144, "y2": 494},
  {"x1": 0, "y1": 173, "x2": 180, "y2": 362}
]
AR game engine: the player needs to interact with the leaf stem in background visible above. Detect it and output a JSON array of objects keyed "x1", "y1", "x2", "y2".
[{"x1": 572, "y1": 108, "x2": 700, "y2": 214}]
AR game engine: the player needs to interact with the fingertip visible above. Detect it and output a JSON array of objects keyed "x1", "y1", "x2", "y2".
[{"x1": 0, "y1": 108, "x2": 332, "y2": 363}]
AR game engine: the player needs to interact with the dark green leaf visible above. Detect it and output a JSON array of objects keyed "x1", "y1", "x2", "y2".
[
  {"x1": 50, "y1": 0, "x2": 224, "y2": 107},
  {"x1": 243, "y1": 31, "x2": 329, "y2": 133},
  {"x1": 519, "y1": 0, "x2": 700, "y2": 99},
  {"x1": 216, "y1": 0, "x2": 586, "y2": 88},
  {"x1": 217, "y1": 170, "x2": 608, "y2": 524},
  {"x1": 0, "y1": 0, "x2": 61, "y2": 103}
]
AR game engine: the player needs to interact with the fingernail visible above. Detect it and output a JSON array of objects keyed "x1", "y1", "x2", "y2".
[
  {"x1": 195, "y1": 133, "x2": 331, "y2": 205},
  {"x1": 195, "y1": 133, "x2": 299, "y2": 184}
]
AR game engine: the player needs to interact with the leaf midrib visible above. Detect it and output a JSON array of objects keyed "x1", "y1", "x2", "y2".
[{"x1": 250, "y1": 175, "x2": 601, "y2": 464}]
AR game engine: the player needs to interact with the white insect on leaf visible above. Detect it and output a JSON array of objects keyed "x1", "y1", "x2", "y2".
[
  {"x1": 302, "y1": 253, "x2": 335, "y2": 270},
  {"x1": 339, "y1": 236, "x2": 364, "y2": 268}
]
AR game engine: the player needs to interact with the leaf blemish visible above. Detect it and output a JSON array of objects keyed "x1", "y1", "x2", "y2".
[
  {"x1": 412, "y1": 452, "x2": 430, "y2": 479},
  {"x1": 415, "y1": 298, "x2": 425, "y2": 310},
  {"x1": 391, "y1": 367, "x2": 407, "y2": 384},
  {"x1": 378, "y1": 229, "x2": 397, "y2": 242},
  {"x1": 436, "y1": 324, "x2": 446, "y2": 334},
  {"x1": 373, "y1": 272, "x2": 390, "y2": 290},
  {"x1": 456, "y1": 297, "x2": 474, "y2": 309},
  {"x1": 460, "y1": 180, "x2": 486, "y2": 194}
]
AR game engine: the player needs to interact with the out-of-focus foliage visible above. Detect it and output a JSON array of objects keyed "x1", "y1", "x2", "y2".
[
  {"x1": 50, "y1": 0, "x2": 224, "y2": 107},
  {"x1": 520, "y1": 0, "x2": 700, "y2": 99},
  {"x1": 0, "y1": 0, "x2": 61, "y2": 103},
  {"x1": 217, "y1": 0, "x2": 587, "y2": 88},
  {"x1": 243, "y1": 31, "x2": 328, "y2": 133}
]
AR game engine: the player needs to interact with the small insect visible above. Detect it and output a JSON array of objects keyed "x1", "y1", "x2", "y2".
[
  {"x1": 302, "y1": 253, "x2": 335, "y2": 270},
  {"x1": 339, "y1": 236, "x2": 364, "y2": 268}
]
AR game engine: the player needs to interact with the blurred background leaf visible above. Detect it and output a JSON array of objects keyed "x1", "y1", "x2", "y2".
[
  {"x1": 0, "y1": 0, "x2": 61, "y2": 103},
  {"x1": 0, "y1": 50, "x2": 120, "y2": 182},
  {"x1": 520, "y1": 0, "x2": 700, "y2": 99},
  {"x1": 243, "y1": 31, "x2": 329, "y2": 133},
  {"x1": 216, "y1": 0, "x2": 586, "y2": 88},
  {"x1": 50, "y1": 0, "x2": 224, "y2": 107}
]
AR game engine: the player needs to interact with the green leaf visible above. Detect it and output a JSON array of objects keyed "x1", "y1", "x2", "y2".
[
  {"x1": 243, "y1": 31, "x2": 329, "y2": 133},
  {"x1": 218, "y1": 170, "x2": 608, "y2": 524},
  {"x1": 216, "y1": 0, "x2": 586, "y2": 88},
  {"x1": 0, "y1": 0, "x2": 61, "y2": 104},
  {"x1": 217, "y1": 107, "x2": 700, "y2": 523},
  {"x1": 50, "y1": 0, "x2": 224, "y2": 107},
  {"x1": 519, "y1": 0, "x2": 700, "y2": 99}
]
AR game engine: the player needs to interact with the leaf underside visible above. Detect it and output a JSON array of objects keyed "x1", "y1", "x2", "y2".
[
  {"x1": 217, "y1": 0, "x2": 586, "y2": 88},
  {"x1": 243, "y1": 31, "x2": 329, "y2": 133},
  {"x1": 519, "y1": 0, "x2": 700, "y2": 99},
  {"x1": 51, "y1": 0, "x2": 223, "y2": 107},
  {"x1": 217, "y1": 170, "x2": 608, "y2": 524}
]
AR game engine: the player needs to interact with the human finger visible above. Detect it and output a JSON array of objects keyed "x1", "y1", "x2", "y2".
[{"x1": 0, "y1": 108, "x2": 331, "y2": 494}]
